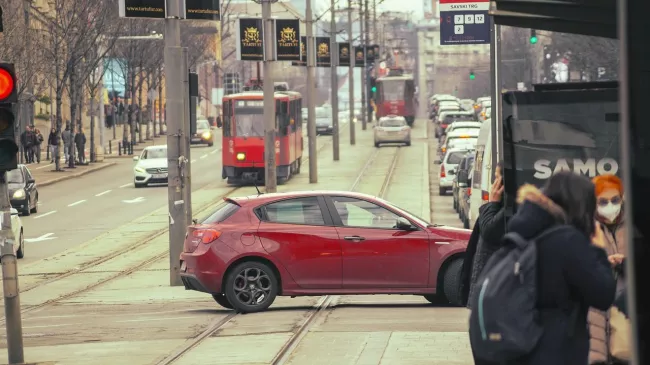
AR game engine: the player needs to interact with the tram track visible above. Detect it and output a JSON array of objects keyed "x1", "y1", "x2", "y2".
[{"x1": 153, "y1": 145, "x2": 403, "y2": 365}]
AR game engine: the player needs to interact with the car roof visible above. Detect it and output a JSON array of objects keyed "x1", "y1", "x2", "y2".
[
  {"x1": 144, "y1": 145, "x2": 167, "y2": 149},
  {"x1": 229, "y1": 190, "x2": 386, "y2": 207},
  {"x1": 446, "y1": 128, "x2": 480, "y2": 136}
]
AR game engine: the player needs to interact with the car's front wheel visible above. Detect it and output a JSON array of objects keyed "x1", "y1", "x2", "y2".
[
  {"x1": 212, "y1": 293, "x2": 234, "y2": 309},
  {"x1": 443, "y1": 258, "x2": 464, "y2": 305},
  {"x1": 224, "y1": 261, "x2": 278, "y2": 314}
]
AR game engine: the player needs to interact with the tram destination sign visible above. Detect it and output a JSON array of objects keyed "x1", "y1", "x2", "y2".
[{"x1": 439, "y1": 0, "x2": 490, "y2": 45}]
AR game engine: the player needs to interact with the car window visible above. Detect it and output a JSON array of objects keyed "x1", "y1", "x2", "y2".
[
  {"x1": 331, "y1": 196, "x2": 400, "y2": 229},
  {"x1": 143, "y1": 147, "x2": 167, "y2": 159},
  {"x1": 264, "y1": 197, "x2": 325, "y2": 225},
  {"x1": 447, "y1": 152, "x2": 466, "y2": 164},
  {"x1": 24, "y1": 166, "x2": 33, "y2": 180},
  {"x1": 202, "y1": 201, "x2": 240, "y2": 224},
  {"x1": 7, "y1": 169, "x2": 23, "y2": 183},
  {"x1": 197, "y1": 120, "x2": 210, "y2": 130},
  {"x1": 379, "y1": 118, "x2": 406, "y2": 127}
]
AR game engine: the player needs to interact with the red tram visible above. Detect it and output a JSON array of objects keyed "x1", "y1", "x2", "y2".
[
  {"x1": 221, "y1": 91, "x2": 303, "y2": 184},
  {"x1": 375, "y1": 68, "x2": 417, "y2": 126}
]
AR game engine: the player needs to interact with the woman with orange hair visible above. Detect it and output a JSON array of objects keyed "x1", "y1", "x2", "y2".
[{"x1": 588, "y1": 174, "x2": 629, "y2": 365}]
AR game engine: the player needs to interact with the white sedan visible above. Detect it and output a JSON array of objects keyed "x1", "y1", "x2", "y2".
[
  {"x1": 133, "y1": 145, "x2": 169, "y2": 188},
  {"x1": 374, "y1": 116, "x2": 411, "y2": 147}
]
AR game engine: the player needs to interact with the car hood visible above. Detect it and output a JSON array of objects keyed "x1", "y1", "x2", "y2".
[{"x1": 136, "y1": 158, "x2": 168, "y2": 169}]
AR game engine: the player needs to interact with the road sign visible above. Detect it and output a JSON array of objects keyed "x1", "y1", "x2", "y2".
[{"x1": 439, "y1": 0, "x2": 490, "y2": 45}]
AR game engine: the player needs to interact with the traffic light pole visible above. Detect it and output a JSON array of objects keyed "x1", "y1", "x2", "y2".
[
  {"x1": 330, "y1": 0, "x2": 340, "y2": 161},
  {"x1": 263, "y1": 0, "x2": 278, "y2": 192},
  {"x1": 0, "y1": 172, "x2": 24, "y2": 364},
  {"x1": 307, "y1": 0, "x2": 318, "y2": 183},
  {"x1": 347, "y1": 0, "x2": 356, "y2": 145},
  {"x1": 364, "y1": 0, "x2": 372, "y2": 127},
  {"x1": 360, "y1": 1, "x2": 367, "y2": 131},
  {"x1": 165, "y1": 0, "x2": 188, "y2": 287}
]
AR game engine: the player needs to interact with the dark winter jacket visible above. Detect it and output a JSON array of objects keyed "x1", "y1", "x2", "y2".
[
  {"x1": 74, "y1": 132, "x2": 86, "y2": 148},
  {"x1": 48, "y1": 131, "x2": 60, "y2": 146},
  {"x1": 460, "y1": 201, "x2": 506, "y2": 307},
  {"x1": 505, "y1": 184, "x2": 616, "y2": 365}
]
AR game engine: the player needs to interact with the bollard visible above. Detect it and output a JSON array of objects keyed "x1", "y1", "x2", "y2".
[
  {"x1": 118, "y1": 142, "x2": 122, "y2": 156},
  {"x1": 129, "y1": 141, "x2": 134, "y2": 155},
  {"x1": 109, "y1": 140, "x2": 112, "y2": 155}
]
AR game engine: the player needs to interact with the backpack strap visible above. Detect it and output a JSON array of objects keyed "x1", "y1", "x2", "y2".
[{"x1": 503, "y1": 232, "x2": 529, "y2": 249}]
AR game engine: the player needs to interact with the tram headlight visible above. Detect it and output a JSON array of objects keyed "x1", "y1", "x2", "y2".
[{"x1": 236, "y1": 152, "x2": 246, "y2": 161}]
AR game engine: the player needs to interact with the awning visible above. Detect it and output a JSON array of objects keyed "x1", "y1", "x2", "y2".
[{"x1": 489, "y1": 0, "x2": 617, "y2": 38}]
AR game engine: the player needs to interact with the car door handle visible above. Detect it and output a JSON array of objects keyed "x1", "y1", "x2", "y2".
[{"x1": 344, "y1": 236, "x2": 365, "y2": 242}]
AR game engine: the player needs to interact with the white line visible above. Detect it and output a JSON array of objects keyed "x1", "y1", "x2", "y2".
[
  {"x1": 117, "y1": 316, "x2": 199, "y2": 323},
  {"x1": 210, "y1": 149, "x2": 218, "y2": 154},
  {"x1": 68, "y1": 200, "x2": 86, "y2": 207},
  {"x1": 120, "y1": 183, "x2": 131, "y2": 188},
  {"x1": 191, "y1": 159, "x2": 197, "y2": 163},
  {"x1": 200, "y1": 154, "x2": 207, "y2": 159},
  {"x1": 95, "y1": 190, "x2": 112, "y2": 197},
  {"x1": 33, "y1": 211, "x2": 56, "y2": 219}
]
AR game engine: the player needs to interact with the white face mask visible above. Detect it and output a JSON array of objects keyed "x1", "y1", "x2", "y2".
[{"x1": 597, "y1": 203, "x2": 622, "y2": 222}]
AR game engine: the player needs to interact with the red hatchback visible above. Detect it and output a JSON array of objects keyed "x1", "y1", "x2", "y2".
[{"x1": 180, "y1": 191, "x2": 471, "y2": 313}]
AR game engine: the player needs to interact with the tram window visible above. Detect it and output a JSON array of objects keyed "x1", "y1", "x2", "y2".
[
  {"x1": 223, "y1": 100, "x2": 232, "y2": 137},
  {"x1": 380, "y1": 80, "x2": 405, "y2": 101},
  {"x1": 235, "y1": 114, "x2": 264, "y2": 137},
  {"x1": 290, "y1": 100, "x2": 297, "y2": 132}
]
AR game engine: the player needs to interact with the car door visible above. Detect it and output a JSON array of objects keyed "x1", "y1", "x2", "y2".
[
  {"x1": 258, "y1": 196, "x2": 342, "y2": 289},
  {"x1": 325, "y1": 196, "x2": 430, "y2": 289}
]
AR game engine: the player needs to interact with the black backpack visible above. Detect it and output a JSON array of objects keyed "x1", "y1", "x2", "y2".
[{"x1": 468, "y1": 226, "x2": 567, "y2": 362}]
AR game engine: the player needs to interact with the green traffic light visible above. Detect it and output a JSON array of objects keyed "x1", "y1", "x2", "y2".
[
  {"x1": 469, "y1": 73, "x2": 475, "y2": 80},
  {"x1": 371, "y1": 86, "x2": 377, "y2": 92},
  {"x1": 530, "y1": 36, "x2": 538, "y2": 44}
]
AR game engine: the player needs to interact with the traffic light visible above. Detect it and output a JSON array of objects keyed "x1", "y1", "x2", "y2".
[
  {"x1": 370, "y1": 77, "x2": 377, "y2": 93},
  {"x1": 530, "y1": 30, "x2": 538, "y2": 44},
  {"x1": 469, "y1": 71, "x2": 475, "y2": 80},
  {"x1": 0, "y1": 63, "x2": 18, "y2": 172}
]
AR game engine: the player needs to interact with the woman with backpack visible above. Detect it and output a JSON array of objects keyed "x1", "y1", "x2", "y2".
[
  {"x1": 468, "y1": 172, "x2": 616, "y2": 365},
  {"x1": 588, "y1": 174, "x2": 629, "y2": 365}
]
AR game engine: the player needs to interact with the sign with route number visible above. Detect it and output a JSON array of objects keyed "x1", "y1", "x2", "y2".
[{"x1": 439, "y1": 0, "x2": 490, "y2": 45}]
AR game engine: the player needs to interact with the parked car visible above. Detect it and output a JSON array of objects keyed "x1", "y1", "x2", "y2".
[
  {"x1": 439, "y1": 128, "x2": 480, "y2": 158},
  {"x1": 180, "y1": 191, "x2": 471, "y2": 313},
  {"x1": 452, "y1": 153, "x2": 474, "y2": 213},
  {"x1": 133, "y1": 145, "x2": 168, "y2": 188},
  {"x1": 374, "y1": 116, "x2": 411, "y2": 147},
  {"x1": 315, "y1": 107, "x2": 333, "y2": 135},
  {"x1": 439, "y1": 147, "x2": 473, "y2": 195},
  {"x1": 435, "y1": 110, "x2": 476, "y2": 138},
  {"x1": 445, "y1": 121, "x2": 482, "y2": 135},
  {"x1": 191, "y1": 119, "x2": 214, "y2": 147},
  {"x1": 8, "y1": 165, "x2": 38, "y2": 216},
  {"x1": 10, "y1": 208, "x2": 23, "y2": 258}
]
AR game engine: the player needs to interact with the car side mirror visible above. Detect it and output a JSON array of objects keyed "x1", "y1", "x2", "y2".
[
  {"x1": 133, "y1": 156, "x2": 139, "y2": 161},
  {"x1": 396, "y1": 217, "x2": 416, "y2": 231},
  {"x1": 27, "y1": 178, "x2": 35, "y2": 184},
  {"x1": 10, "y1": 208, "x2": 18, "y2": 215}
]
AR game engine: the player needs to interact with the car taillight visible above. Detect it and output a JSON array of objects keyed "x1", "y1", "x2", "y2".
[
  {"x1": 467, "y1": 187, "x2": 472, "y2": 196},
  {"x1": 193, "y1": 229, "x2": 222, "y2": 244},
  {"x1": 441, "y1": 147, "x2": 446, "y2": 153},
  {"x1": 440, "y1": 164, "x2": 446, "y2": 178},
  {"x1": 441, "y1": 124, "x2": 448, "y2": 128},
  {"x1": 482, "y1": 190, "x2": 489, "y2": 201}
]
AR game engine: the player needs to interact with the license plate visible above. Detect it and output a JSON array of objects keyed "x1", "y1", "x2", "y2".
[
  {"x1": 153, "y1": 173, "x2": 168, "y2": 179},
  {"x1": 181, "y1": 261, "x2": 186, "y2": 272},
  {"x1": 191, "y1": 138, "x2": 201, "y2": 142}
]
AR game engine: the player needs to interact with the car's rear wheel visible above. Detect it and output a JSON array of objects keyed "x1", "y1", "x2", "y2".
[
  {"x1": 208, "y1": 142, "x2": 214, "y2": 147},
  {"x1": 224, "y1": 261, "x2": 278, "y2": 314},
  {"x1": 443, "y1": 259, "x2": 464, "y2": 306},
  {"x1": 212, "y1": 293, "x2": 234, "y2": 309},
  {"x1": 453, "y1": 197, "x2": 458, "y2": 211},
  {"x1": 16, "y1": 230, "x2": 24, "y2": 259}
]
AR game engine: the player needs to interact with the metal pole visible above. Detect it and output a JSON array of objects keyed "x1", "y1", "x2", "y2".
[
  {"x1": 0, "y1": 172, "x2": 24, "y2": 364},
  {"x1": 347, "y1": 0, "x2": 356, "y2": 145},
  {"x1": 181, "y1": 49, "x2": 193, "y2": 223},
  {"x1": 263, "y1": 0, "x2": 278, "y2": 191},
  {"x1": 307, "y1": 0, "x2": 318, "y2": 182},
  {"x1": 364, "y1": 0, "x2": 372, "y2": 127},
  {"x1": 164, "y1": 0, "x2": 186, "y2": 287},
  {"x1": 372, "y1": 0, "x2": 377, "y2": 44},
  {"x1": 98, "y1": 43, "x2": 106, "y2": 155},
  {"x1": 330, "y1": 0, "x2": 340, "y2": 161},
  {"x1": 360, "y1": 2, "x2": 367, "y2": 131}
]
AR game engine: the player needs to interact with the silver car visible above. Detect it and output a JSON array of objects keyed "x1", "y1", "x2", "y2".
[
  {"x1": 373, "y1": 116, "x2": 411, "y2": 147},
  {"x1": 133, "y1": 145, "x2": 168, "y2": 188}
]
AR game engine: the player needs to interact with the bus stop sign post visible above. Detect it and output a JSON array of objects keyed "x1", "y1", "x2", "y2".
[{"x1": 439, "y1": 0, "x2": 490, "y2": 45}]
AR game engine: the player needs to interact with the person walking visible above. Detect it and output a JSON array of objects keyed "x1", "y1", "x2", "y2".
[
  {"x1": 460, "y1": 161, "x2": 507, "y2": 308},
  {"x1": 33, "y1": 128, "x2": 44, "y2": 163},
  {"x1": 469, "y1": 172, "x2": 616, "y2": 365},
  {"x1": 48, "y1": 128, "x2": 58, "y2": 164},
  {"x1": 61, "y1": 126, "x2": 72, "y2": 165},
  {"x1": 588, "y1": 174, "x2": 630, "y2": 365},
  {"x1": 74, "y1": 127, "x2": 86, "y2": 164},
  {"x1": 21, "y1": 126, "x2": 35, "y2": 163}
]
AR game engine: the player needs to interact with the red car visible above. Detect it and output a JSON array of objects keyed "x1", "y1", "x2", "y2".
[{"x1": 180, "y1": 191, "x2": 471, "y2": 313}]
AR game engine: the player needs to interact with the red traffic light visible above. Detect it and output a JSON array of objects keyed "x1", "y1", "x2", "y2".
[{"x1": 0, "y1": 64, "x2": 17, "y2": 103}]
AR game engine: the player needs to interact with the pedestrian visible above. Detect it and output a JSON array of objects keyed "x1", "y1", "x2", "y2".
[
  {"x1": 75, "y1": 127, "x2": 86, "y2": 163},
  {"x1": 48, "y1": 127, "x2": 58, "y2": 164},
  {"x1": 67, "y1": 125, "x2": 76, "y2": 167},
  {"x1": 20, "y1": 126, "x2": 34, "y2": 163},
  {"x1": 459, "y1": 161, "x2": 506, "y2": 308},
  {"x1": 469, "y1": 172, "x2": 616, "y2": 365},
  {"x1": 589, "y1": 174, "x2": 630, "y2": 365},
  {"x1": 33, "y1": 128, "x2": 43, "y2": 163},
  {"x1": 62, "y1": 126, "x2": 72, "y2": 165}
]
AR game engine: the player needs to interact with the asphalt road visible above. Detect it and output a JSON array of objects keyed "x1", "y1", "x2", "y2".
[{"x1": 20, "y1": 140, "x2": 223, "y2": 265}]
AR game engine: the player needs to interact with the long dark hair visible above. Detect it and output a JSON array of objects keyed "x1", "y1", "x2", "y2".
[{"x1": 542, "y1": 172, "x2": 597, "y2": 237}]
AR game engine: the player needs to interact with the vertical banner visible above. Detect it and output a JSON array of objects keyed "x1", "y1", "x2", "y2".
[
  {"x1": 236, "y1": 18, "x2": 264, "y2": 61},
  {"x1": 274, "y1": 19, "x2": 301, "y2": 61},
  {"x1": 315, "y1": 37, "x2": 331, "y2": 67},
  {"x1": 292, "y1": 36, "x2": 309, "y2": 66},
  {"x1": 119, "y1": 0, "x2": 166, "y2": 18},
  {"x1": 185, "y1": 0, "x2": 221, "y2": 20},
  {"x1": 372, "y1": 44, "x2": 380, "y2": 59},
  {"x1": 338, "y1": 42, "x2": 350, "y2": 67},
  {"x1": 354, "y1": 46, "x2": 366, "y2": 68}
]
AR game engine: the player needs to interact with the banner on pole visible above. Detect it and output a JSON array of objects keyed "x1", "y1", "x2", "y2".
[
  {"x1": 338, "y1": 42, "x2": 350, "y2": 67},
  {"x1": 315, "y1": 37, "x2": 331, "y2": 67},
  {"x1": 274, "y1": 19, "x2": 301, "y2": 61},
  {"x1": 119, "y1": 0, "x2": 165, "y2": 19},
  {"x1": 185, "y1": 0, "x2": 220, "y2": 20},
  {"x1": 354, "y1": 46, "x2": 365, "y2": 68},
  {"x1": 236, "y1": 18, "x2": 264, "y2": 61},
  {"x1": 291, "y1": 36, "x2": 308, "y2": 66}
]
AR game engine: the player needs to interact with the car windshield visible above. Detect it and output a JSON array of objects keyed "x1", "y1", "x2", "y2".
[
  {"x1": 7, "y1": 169, "x2": 23, "y2": 183},
  {"x1": 316, "y1": 108, "x2": 331, "y2": 118},
  {"x1": 197, "y1": 120, "x2": 210, "y2": 130},
  {"x1": 235, "y1": 113, "x2": 265, "y2": 137},
  {"x1": 447, "y1": 151, "x2": 467, "y2": 164},
  {"x1": 379, "y1": 118, "x2": 405, "y2": 127},
  {"x1": 443, "y1": 114, "x2": 474, "y2": 124},
  {"x1": 143, "y1": 148, "x2": 167, "y2": 159}
]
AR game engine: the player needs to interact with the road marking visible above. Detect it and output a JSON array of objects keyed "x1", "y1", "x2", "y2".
[
  {"x1": 95, "y1": 190, "x2": 112, "y2": 197},
  {"x1": 117, "y1": 316, "x2": 199, "y2": 323},
  {"x1": 122, "y1": 197, "x2": 145, "y2": 204},
  {"x1": 210, "y1": 149, "x2": 219, "y2": 154},
  {"x1": 191, "y1": 159, "x2": 196, "y2": 163},
  {"x1": 200, "y1": 154, "x2": 207, "y2": 159},
  {"x1": 33, "y1": 211, "x2": 56, "y2": 219},
  {"x1": 68, "y1": 200, "x2": 86, "y2": 207},
  {"x1": 119, "y1": 183, "x2": 131, "y2": 188},
  {"x1": 25, "y1": 233, "x2": 56, "y2": 243}
]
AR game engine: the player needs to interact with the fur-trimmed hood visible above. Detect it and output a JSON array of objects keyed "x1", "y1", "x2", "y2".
[{"x1": 507, "y1": 184, "x2": 569, "y2": 238}]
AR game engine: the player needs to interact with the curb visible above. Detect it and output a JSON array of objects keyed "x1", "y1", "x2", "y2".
[{"x1": 38, "y1": 162, "x2": 118, "y2": 187}]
